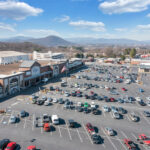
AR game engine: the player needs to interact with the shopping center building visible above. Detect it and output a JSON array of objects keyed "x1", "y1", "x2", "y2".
[{"x1": 0, "y1": 59, "x2": 84, "y2": 98}]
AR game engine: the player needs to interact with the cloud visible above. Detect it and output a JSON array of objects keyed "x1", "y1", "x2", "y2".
[
  {"x1": 115, "y1": 28, "x2": 127, "y2": 32},
  {"x1": 99, "y1": 0, "x2": 150, "y2": 14},
  {"x1": 146, "y1": 13, "x2": 150, "y2": 17},
  {"x1": 69, "y1": 20, "x2": 106, "y2": 32},
  {"x1": 0, "y1": 0, "x2": 43, "y2": 20},
  {"x1": 54, "y1": 15, "x2": 70, "y2": 22},
  {"x1": 137, "y1": 24, "x2": 150, "y2": 30},
  {"x1": 24, "y1": 29, "x2": 60, "y2": 37},
  {"x1": 0, "y1": 22, "x2": 15, "y2": 32},
  {"x1": 71, "y1": 0, "x2": 89, "y2": 2}
]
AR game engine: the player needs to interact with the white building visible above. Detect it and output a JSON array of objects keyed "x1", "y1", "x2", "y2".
[
  {"x1": 0, "y1": 51, "x2": 29, "y2": 65},
  {"x1": 33, "y1": 51, "x2": 65, "y2": 60}
]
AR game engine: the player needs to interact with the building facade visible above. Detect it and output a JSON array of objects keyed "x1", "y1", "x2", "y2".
[{"x1": 0, "y1": 59, "x2": 84, "y2": 98}]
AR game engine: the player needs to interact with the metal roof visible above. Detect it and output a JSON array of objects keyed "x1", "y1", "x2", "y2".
[
  {"x1": 140, "y1": 65, "x2": 150, "y2": 69},
  {"x1": 20, "y1": 60, "x2": 39, "y2": 68}
]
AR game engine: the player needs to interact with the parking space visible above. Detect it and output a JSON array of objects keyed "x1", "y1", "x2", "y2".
[{"x1": 1, "y1": 64, "x2": 150, "y2": 149}]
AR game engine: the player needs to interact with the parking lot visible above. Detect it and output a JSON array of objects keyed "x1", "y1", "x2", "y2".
[{"x1": 0, "y1": 64, "x2": 150, "y2": 150}]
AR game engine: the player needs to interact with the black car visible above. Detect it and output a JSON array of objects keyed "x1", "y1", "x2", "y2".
[
  {"x1": 20, "y1": 110, "x2": 28, "y2": 117},
  {"x1": 91, "y1": 134, "x2": 102, "y2": 144},
  {"x1": 83, "y1": 107, "x2": 90, "y2": 114},
  {"x1": 76, "y1": 93, "x2": 82, "y2": 97},
  {"x1": 58, "y1": 98, "x2": 64, "y2": 104},
  {"x1": 97, "y1": 96, "x2": 103, "y2": 101},
  {"x1": 143, "y1": 111, "x2": 150, "y2": 117},
  {"x1": 68, "y1": 119, "x2": 76, "y2": 128},
  {"x1": 0, "y1": 139, "x2": 10, "y2": 149},
  {"x1": 84, "y1": 94, "x2": 89, "y2": 99},
  {"x1": 76, "y1": 106, "x2": 83, "y2": 112},
  {"x1": 42, "y1": 114, "x2": 50, "y2": 123},
  {"x1": 90, "y1": 95, "x2": 95, "y2": 100},
  {"x1": 50, "y1": 86, "x2": 54, "y2": 91},
  {"x1": 92, "y1": 109, "x2": 100, "y2": 115},
  {"x1": 118, "y1": 107, "x2": 126, "y2": 114},
  {"x1": 138, "y1": 101, "x2": 146, "y2": 106},
  {"x1": 71, "y1": 91, "x2": 76, "y2": 97},
  {"x1": 36, "y1": 100, "x2": 44, "y2": 105}
]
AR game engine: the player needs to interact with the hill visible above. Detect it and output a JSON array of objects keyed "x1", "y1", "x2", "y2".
[{"x1": 0, "y1": 42, "x2": 49, "y2": 53}]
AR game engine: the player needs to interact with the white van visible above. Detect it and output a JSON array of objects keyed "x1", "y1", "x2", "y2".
[{"x1": 51, "y1": 115, "x2": 59, "y2": 125}]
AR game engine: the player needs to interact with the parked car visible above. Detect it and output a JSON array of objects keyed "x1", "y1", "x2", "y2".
[
  {"x1": 27, "y1": 145, "x2": 36, "y2": 150},
  {"x1": 124, "y1": 139, "x2": 137, "y2": 150},
  {"x1": 51, "y1": 115, "x2": 59, "y2": 125},
  {"x1": 91, "y1": 134, "x2": 102, "y2": 144},
  {"x1": 137, "y1": 134, "x2": 150, "y2": 146},
  {"x1": 9, "y1": 116, "x2": 18, "y2": 124},
  {"x1": 102, "y1": 105, "x2": 110, "y2": 112},
  {"x1": 0, "y1": 139, "x2": 10, "y2": 149},
  {"x1": 129, "y1": 113, "x2": 139, "y2": 122},
  {"x1": 105, "y1": 127, "x2": 115, "y2": 136},
  {"x1": 43, "y1": 123, "x2": 50, "y2": 132},
  {"x1": 5, "y1": 142, "x2": 16, "y2": 150},
  {"x1": 42, "y1": 114, "x2": 50, "y2": 123},
  {"x1": 118, "y1": 107, "x2": 126, "y2": 114},
  {"x1": 143, "y1": 111, "x2": 150, "y2": 117},
  {"x1": 20, "y1": 110, "x2": 28, "y2": 117},
  {"x1": 86, "y1": 123, "x2": 95, "y2": 135},
  {"x1": 112, "y1": 112, "x2": 120, "y2": 119},
  {"x1": 68, "y1": 119, "x2": 76, "y2": 128}
]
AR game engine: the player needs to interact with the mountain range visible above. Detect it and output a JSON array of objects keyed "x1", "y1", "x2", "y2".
[{"x1": 0, "y1": 35, "x2": 150, "y2": 47}]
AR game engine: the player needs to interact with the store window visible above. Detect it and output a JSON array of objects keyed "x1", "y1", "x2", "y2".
[{"x1": 10, "y1": 78, "x2": 18, "y2": 88}]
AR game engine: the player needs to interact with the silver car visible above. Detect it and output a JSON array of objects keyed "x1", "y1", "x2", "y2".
[
  {"x1": 9, "y1": 116, "x2": 17, "y2": 124},
  {"x1": 112, "y1": 112, "x2": 120, "y2": 119},
  {"x1": 105, "y1": 127, "x2": 115, "y2": 136}
]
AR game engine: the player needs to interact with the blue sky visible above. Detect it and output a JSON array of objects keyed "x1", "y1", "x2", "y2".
[{"x1": 0, "y1": 0, "x2": 150, "y2": 40}]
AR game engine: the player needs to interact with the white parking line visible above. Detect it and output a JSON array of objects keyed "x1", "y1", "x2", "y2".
[
  {"x1": 0, "y1": 115, "x2": 4, "y2": 124},
  {"x1": 82, "y1": 123, "x2": 93, "y2": 144},
  {"x1": 41, "y1": 127, "x2": 43, "y2": 134},
  {"x1": 32, "y1": 114, "x2": 35, "y2": 131},
  {"x1": 58, "y1": 126, "x2": 62, "y2": 137},
  {"x1": 126, "y1": 114, "x2": 131, "y2": 121},
  {"x1": 102, "y1": 111, "x2": 106, "y2": 117},
  {"x1": 101, "y1": 127, "x2": 118, "y2": 150},
  {"x1": 23, "y1": 117, "x2": 27, "y2": 129},
  {"x1": 120, "y1": 131, "x2": 128, "y2": 139},
  {"x1": 116, "y1": 136, "x2": 128, "y2": 150},
  {"x1": 66, "y1": 123, "x2": 72, "y2": 140},
  {"x1": 140, "y1": 112, "x2": 150, "y2": 125},
  {"x1": 11, "y1": 102, "x2": 20, "y2": 106},
  {"x1": 76, "y1": 129, "x2": 83, "y2": 143}
]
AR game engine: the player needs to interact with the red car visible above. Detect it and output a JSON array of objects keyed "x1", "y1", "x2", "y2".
[
  {"x1": 120, "y1": 76, "x2": 124, "y2": 79},
  {"x1": 116, "y1": 80, "x2": 120, "y2": 83},
  {"x1": 122, "y1": 88, "x2": 127, "y2": 91},
  {"x1": 43, "y1": 123, "x2": 50, "y2": 132},
  {"x1": 5, "y1": 142, "x2": 16, "y2": 150},
  {"x1": 109, "y1": 97, "x2": 115, "y2": 102},
  {"x1": 90, "y1": 91, "x2": 94, "y2": 95},
  {"x1": 27, "y1": 145, "x2": 36, "y2": 150},
  {"x1": 86, "y1": 123, "x2": 95, "y2": 134},
  {"x1": 124, "y1": 139, "x2": 136, "y2": 150},
  {"x1": 137, "y1": 134, "x2": 150, "y2": 146}
]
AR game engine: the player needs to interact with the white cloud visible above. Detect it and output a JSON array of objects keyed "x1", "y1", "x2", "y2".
[
  {"x1": 137, "y1": 24, "x2": 150, "y2": 30},
  {"x1": 24, "y1": 29, "x2": 60, "y2": 37},
  {"x1": 69, "y1": 20, "x2": 106, "y2": 32},
  {"x1": 115, "y1": 28, "x2": 127, "y2": 32},
  {"x1": 99, "y1": 0, "x2": 150, "y2": 14},
  {"x1": 0, "y1": 0, "x2": 43, "y2": 20},
  {"x1": 146, "y1": 13, "x2": 150, "y2": 17},
  {"x1": 71, "y1": 0, "x2": 89, "y2": 2},
  {"x1": 0, "y1": 22, "x2": 15, "y2": 32},
  {"x1": 55, "y1": 15, "x2": 70, "y2": 22}
]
